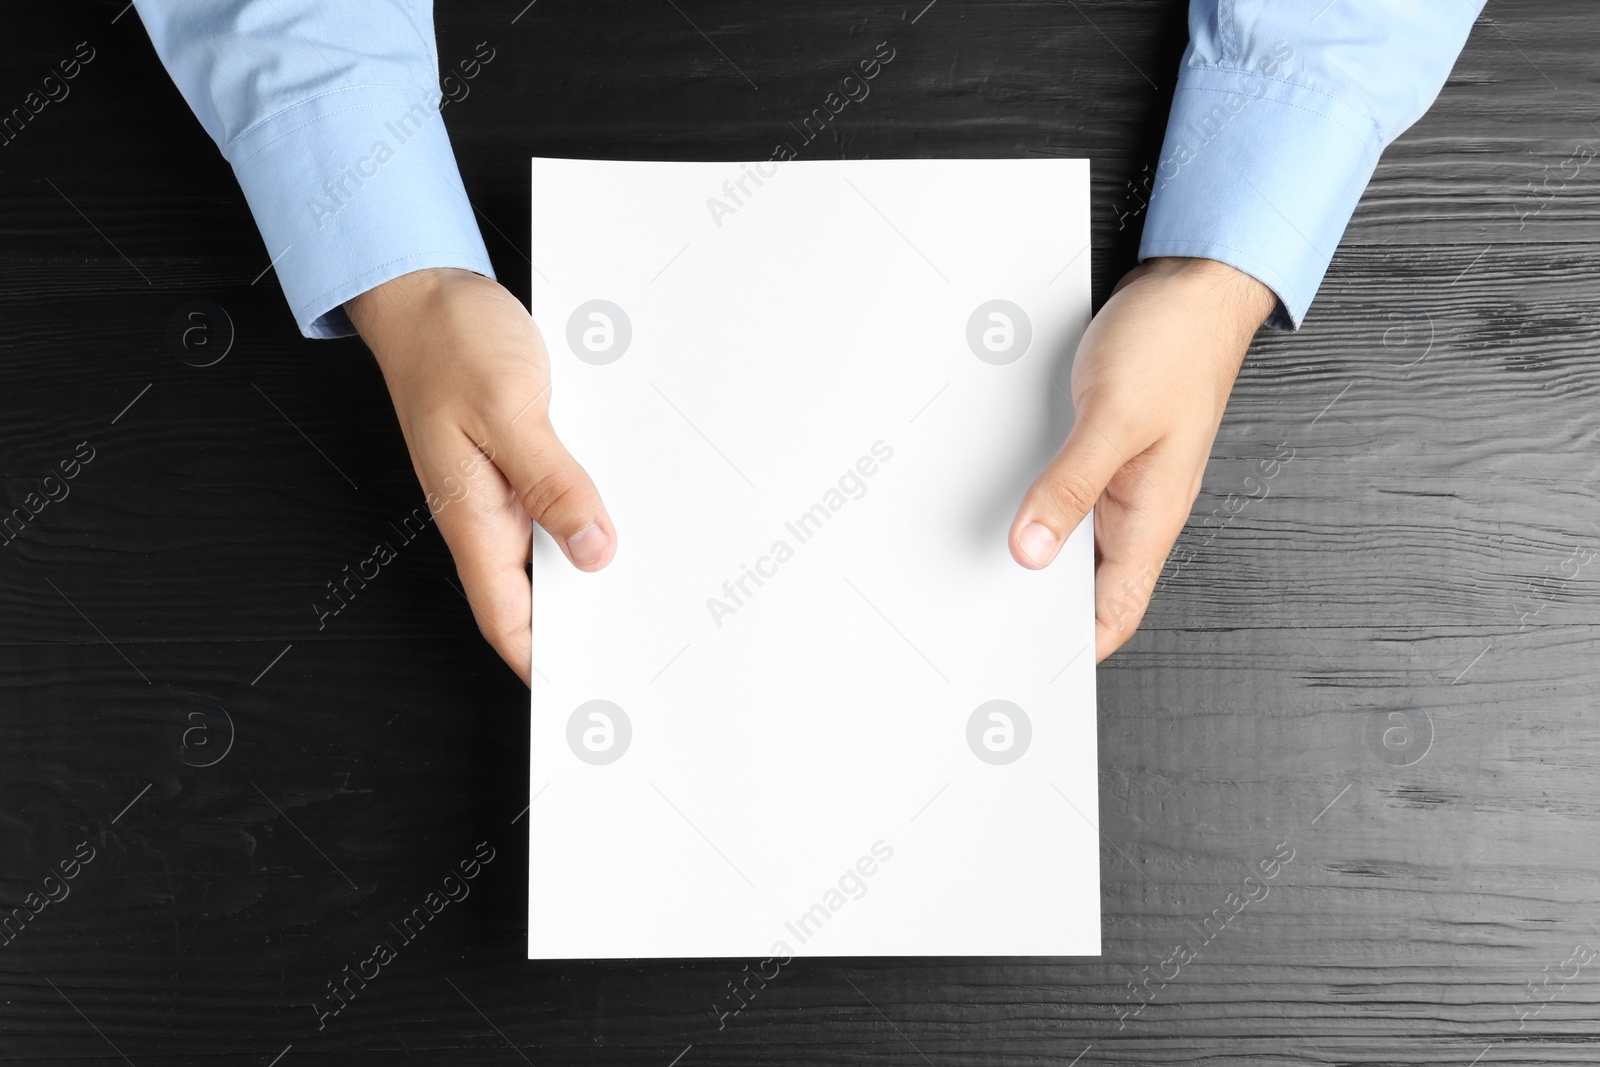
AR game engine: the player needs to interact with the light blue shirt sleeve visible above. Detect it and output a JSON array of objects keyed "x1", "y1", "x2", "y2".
[
  {"x1": 135, "y1": 1, "x2": 496, "y2": 339},
  {"x1": 1139, "y1": 0, "x2": 1483, "y2": 329}
]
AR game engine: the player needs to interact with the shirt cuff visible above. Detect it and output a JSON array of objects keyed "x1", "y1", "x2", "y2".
[
  {"x1": 225, "y1": 84, "x2": 496, "y2": 339},
  {"x1": 1137, "y1": 66, "x2": 1383, "y2": 330}
]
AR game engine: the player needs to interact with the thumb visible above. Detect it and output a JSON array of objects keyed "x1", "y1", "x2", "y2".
[
  {"x1": 491, "y1": 410, "x2": 617, "y2": 571},
  {"x1": 1009, "y1": 415, "x2": 1131, "y2": 569}
]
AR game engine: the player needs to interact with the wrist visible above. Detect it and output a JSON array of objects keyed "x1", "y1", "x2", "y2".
[
  {"x1": 1137, "y1": 256, "x2": 1277, "y2": 334},
  {"x1": 345, "y1": 267, "x2": 480, "y2": 355}
]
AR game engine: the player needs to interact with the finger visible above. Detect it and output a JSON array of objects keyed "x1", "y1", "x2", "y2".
[
  {"x1": 481, "y1": 405, "x2": 617, "y2": 572},
  {"x1": 430, "y1": 447, "x2": 537, "y2": 685},
  {"x1": 1009, "y1": 410, "x2": 1143, "y2": 569},
  {"x1": 1093, "y1": 554, "x2": 1163, "y2": 663},
  {"x1": 455, "y1": 537, "x2": 535, "y2": 686},
  {"x1": 1089, "y1": 450, "x2": 1199, "y2": 662}
]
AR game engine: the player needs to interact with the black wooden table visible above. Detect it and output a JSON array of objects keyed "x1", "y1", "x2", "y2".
[{"x1": 3, "y1": 2, "x2": 1596, "y2": 1063}]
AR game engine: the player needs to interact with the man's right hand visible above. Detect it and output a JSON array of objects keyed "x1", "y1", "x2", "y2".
[{"x1": 346, "y1": 267, "x2": 616, "y2": 685}]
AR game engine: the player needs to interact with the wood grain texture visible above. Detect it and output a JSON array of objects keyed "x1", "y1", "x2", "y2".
[{"x1": 2, "y1": 1, "x2": 1598, "y2": 1064}]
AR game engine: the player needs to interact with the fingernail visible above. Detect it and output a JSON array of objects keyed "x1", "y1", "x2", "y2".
[
  {"x1": 1016, "y1": 521, "x2": 1059, "y2": 567},
  {"x1": 566, "y1": 523, "x2": 608, "y2": 567}
]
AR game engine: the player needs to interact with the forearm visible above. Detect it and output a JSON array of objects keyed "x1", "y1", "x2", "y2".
[
  {"x1": 1140, "y1": 0, "x2": 1483, "y2": 328},
  {"x1": 135, "y1": 1, "x2": 494, "y2": 338}
]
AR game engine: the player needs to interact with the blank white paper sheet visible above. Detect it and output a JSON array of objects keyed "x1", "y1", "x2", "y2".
[{"x1": 527, "y1": 157, "x2": 1099, "y2": 959}]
